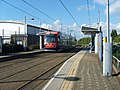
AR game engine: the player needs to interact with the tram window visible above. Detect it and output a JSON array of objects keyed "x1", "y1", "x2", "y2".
[{"x1": 45, "y1": 34, "x2": 56, "y2": 43}]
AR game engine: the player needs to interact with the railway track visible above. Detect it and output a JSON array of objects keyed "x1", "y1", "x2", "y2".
[{"x1": 0, "y1": 48, "x2": 80, "y2": 90}]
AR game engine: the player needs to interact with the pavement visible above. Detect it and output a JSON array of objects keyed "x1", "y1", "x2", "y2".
[{"x1": 42, "y1": 50, "x2": 120, "y2": 90}]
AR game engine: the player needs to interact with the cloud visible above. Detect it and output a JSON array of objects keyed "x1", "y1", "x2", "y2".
[
  {"x1": 42, "y1": 20, "x2": 81, "y2": 32},
  {"x1": 77, "y1": 5, "x2": 95, "y2": 11},
  {"x1": 93, "y1": 0, "x2": 117, "y2": 5},
  {"x1": 41, "y1": 20, "x2": 120, "y2": 40},
  {"x1": 98, "y1": 21, "x2": 120, "y2": 37},
  {"x1": 103, "y1": 0, "x2": 120, "y2": 17},
  {"x1": 41, "y1": 20, "x2": 63, "y2": 32},
  {"x1": 93, "y1": 0, "x2": 107, "y2": 5},
  {"x1": 41, "y1": 20, "x2": 84, "y2": 39},
  {"x1": 109, "y1": 0, "x2": 120, "y2": 15},
  {"x1": 52, "y1": 20, "x2": 62, "y2": 31},
  {"x1": 53, "y1": 20, "x2": 61, "y2": 25},
  {"x1": 69, "y1": 23, "x2": 85, "y2": 39},
  {"x1": 94, "y1": 0, "x2": 120, "y2": 19},
  {"x1": 112, "y1": 23, "x2": 120, "y2": 33},
  {"x1": 41, "y1": 23, "x2": 52, "y2": 29}
]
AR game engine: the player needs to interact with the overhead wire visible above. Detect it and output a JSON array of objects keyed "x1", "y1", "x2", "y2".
[
  {"x1": 1, "y1": 0, "x2": 50, "y2": 24},
  {"x1": 59, "y1": 0, "x2": 81, "y2": 28},
  {"x1": 21, "y1": 0, "x2": 56, "y2": 22}
]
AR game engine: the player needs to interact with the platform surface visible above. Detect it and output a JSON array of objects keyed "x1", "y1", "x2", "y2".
[{"x1": 42, "y1": 50, "x2": 120, "y2": 90}]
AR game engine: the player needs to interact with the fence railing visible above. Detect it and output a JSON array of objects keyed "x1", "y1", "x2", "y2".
[
  {"x1": 89, "y1": 46, "x2": 94, "y2": 53},
  {"x1": 113, "y1": 56, "x2": 120, "y2": 68}
]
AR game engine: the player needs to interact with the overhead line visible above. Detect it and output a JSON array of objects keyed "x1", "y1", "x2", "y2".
[
  {"x1": 1, "y1": 0, "x2": 50, "y2": 24},
  {"x1": 21, "y1": 0, "x2": 56, "y2": 21},
  {"x1": 59, "y1": 0, "x2": 81, "y2": 28}
]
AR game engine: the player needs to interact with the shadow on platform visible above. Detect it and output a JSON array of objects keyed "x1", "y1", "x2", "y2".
[
  {"x1": 54, "y1": 75, "x2": 80, "y2": 81},
  {"x1": 112, "y1": 72, "x2": 120, "y2": 76}
]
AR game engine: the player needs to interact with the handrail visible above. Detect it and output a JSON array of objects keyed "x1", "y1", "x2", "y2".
[
  {"x1": 113, "y1": 56, "x2": 120, "y2": 68},
  {"x1": 89, "y1": 46, "x2": 94, "y2": 53}
]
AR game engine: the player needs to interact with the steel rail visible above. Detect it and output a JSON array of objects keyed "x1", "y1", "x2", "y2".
[{"x1": 15, "y1": 58, "x2": 66, "y2": 90}]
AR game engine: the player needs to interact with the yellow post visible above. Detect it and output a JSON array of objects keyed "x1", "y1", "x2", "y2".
[{"x1": 103, "y1": 37, "x2": 107, "y2": 42}]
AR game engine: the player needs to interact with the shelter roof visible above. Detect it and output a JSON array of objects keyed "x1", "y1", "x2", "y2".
[{"x1": 81, "y1": 26, "x2": 99, "y2": 35}]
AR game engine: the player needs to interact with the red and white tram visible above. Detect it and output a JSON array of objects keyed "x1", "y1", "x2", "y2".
[{"x1": 44, "y1": 31, "x2": 76, "y2": 51}]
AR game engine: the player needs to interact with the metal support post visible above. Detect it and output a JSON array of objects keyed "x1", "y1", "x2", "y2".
[
  {"x1": 103, "y1": 42, "x2": 112, "y2": 76},
  {"x1": 40, "y1": 35, "x2": 42, "y2": 49},
  {"x1": 103, "y1": 0, "x2": 113, "y2": 76},
  {"x1": 23, "y1": 16, "x2": 27, "y2": 51},
  {"x1": 18, "y1": 27, "x2": 20, "y2": 45},
  {"x1": 23, "y1": 16, "x2": 34, "y2": 51},
  {"x1": 99, "y1": 30, "x2": 103, "y2": 62},
  {"x1": 91, "y1": 35, "x2": 95, "y2": 51},
  {"x1": 95, "y1": 34, "x2": 99, "y2": 54},
  {"x1": 107, "y1": 0, "x2": 110, "y2": 42}
]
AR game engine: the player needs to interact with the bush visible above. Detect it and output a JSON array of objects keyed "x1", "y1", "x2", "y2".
[{"x1": 77, "y1": 37, "x2": 91, "y2": 45}]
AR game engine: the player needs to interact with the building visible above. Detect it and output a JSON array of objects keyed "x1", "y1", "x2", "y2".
[{"x1": 0, "y1": 20, "x2": 49, "y2": 50}]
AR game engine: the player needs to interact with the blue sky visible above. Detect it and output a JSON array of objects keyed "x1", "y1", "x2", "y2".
[{"x1": 0, "y1": 0, "x2": 120, "y2": 39}]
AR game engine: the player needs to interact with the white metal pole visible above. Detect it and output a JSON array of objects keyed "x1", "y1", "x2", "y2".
[
  {"x1": 24, "y1": 16, "x2": 27, "y2": 35},
  {"x1": 107, "y1": 0, "x2": 110, "y2": 42},
  {"x1": 103, "y1": 0, "x2": 112, "y2": 76},
  {"x1": 2, "y1": 29, "x2": 4, "y2": 44},
  {"x1": 18, "y1": 27, "x2": 20, "y2": 45},
  {"x1": 39, "y1": 22, "x2": 42, "y2": 49},
  {"x1": 24, "y1": 16, "x2": 27, "y2": 51}
]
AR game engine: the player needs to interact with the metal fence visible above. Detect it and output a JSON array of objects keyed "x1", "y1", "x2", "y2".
[{"x1": 113, "y1": 56, "x2": 120, "y2": 68}]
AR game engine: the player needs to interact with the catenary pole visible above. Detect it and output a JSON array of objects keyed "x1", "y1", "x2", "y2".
[
  {"x1": 103, "y1": 0, "x2": 112, "y2": 76},
  {"x1": 107, "y1": 0, "x2": 110, "y2": 42}
]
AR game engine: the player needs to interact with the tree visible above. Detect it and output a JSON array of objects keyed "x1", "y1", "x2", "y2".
[
  {"x1": 111, "y1": 29, "x2": 117, "y2": 41},
  {"x1": 77, "y1": 37, "x2": 91, "y2": 45},
  {"x1": 114, "y1": 34, "x2": 120, "y2": 43}
]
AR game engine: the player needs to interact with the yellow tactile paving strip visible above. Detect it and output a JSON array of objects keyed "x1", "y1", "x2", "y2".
[{"x1": 60, "y1": 51, "x2": 86, "y2": 90}]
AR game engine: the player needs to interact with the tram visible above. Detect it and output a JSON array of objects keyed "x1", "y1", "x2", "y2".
[{"x1": 44, "y1": 31, "x2": 76, "y2": 51}]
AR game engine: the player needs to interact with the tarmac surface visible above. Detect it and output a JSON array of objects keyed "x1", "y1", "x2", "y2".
[{"x1": 42, "y1": 50, "x2": 120, "y2": 90}]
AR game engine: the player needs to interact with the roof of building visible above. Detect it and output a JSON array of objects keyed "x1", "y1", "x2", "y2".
[
  {"x1": 0, "y1": 20, "x2": 53, "y2": 31},
  {"x1": 0, "y1": 20, "x2": 24, "y2": 25}
]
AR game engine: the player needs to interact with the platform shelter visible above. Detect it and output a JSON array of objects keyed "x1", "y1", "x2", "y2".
[{"x1": 81, "y1": 26, "x2": 100, "y2": 52}]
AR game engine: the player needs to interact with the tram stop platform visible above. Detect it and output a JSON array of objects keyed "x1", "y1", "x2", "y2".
[
  {"x1": 0, "y1": 49, "x2": 44, "y2": 62},
  {"x1": 42, "y1": 50, "x2": 120, "y2": 90}
]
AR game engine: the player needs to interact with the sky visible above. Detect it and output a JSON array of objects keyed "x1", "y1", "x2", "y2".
[{"x1": 0, "y1": 0, "x2": 120, "y2": 40}]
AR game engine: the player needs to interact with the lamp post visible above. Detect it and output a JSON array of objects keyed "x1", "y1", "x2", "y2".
[{"x1": 24, "y1": 16, "x2": 34, "y2": 51}]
